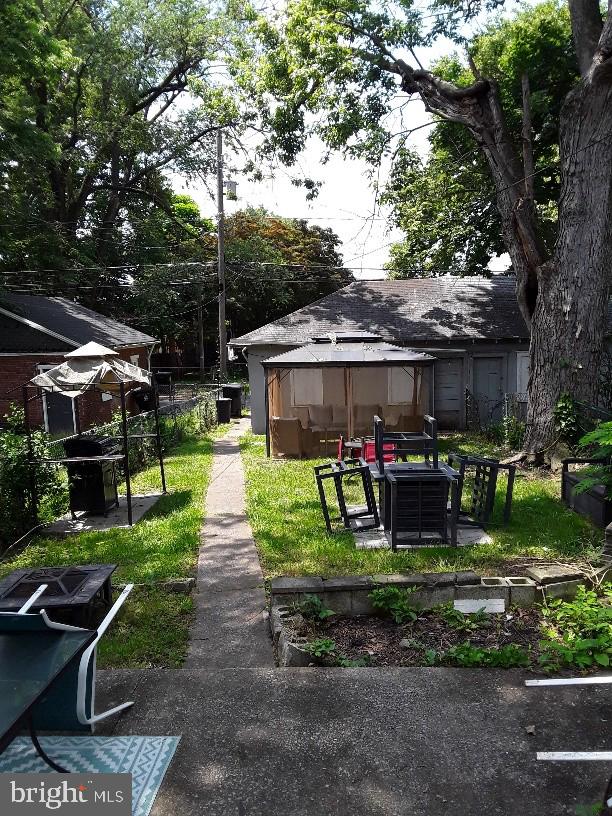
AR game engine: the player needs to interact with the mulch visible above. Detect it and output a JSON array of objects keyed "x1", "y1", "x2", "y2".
[{"x1": 309, "y1": 606, "x2": 546, "y2": 667}]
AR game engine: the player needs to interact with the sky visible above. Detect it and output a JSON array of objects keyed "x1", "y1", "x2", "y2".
[{"x1": 176, "y1": 4, "x2": 526, "y2": 278}]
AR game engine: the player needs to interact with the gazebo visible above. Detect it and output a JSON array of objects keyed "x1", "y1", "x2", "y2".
[
  {"x1": 23, "y1": 342, "x2": 166, "y2": 526},
  {"x1": 262, "y1": 333, "x2": 435, "y2": 457}
]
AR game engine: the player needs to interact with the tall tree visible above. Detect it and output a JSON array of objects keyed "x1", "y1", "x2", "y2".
[
  {"x1": 383, "y1": 3, "x2": 579, "y2": 278},
  {"x1": 0, "y1": 0, "x2": 252, "y2": 296},
  {"x1": 123, "y1": 203, "x2": 352, "y2": 351},
  {"x1": 243, "y1": 0, "x2": 611, "y2": 452}
]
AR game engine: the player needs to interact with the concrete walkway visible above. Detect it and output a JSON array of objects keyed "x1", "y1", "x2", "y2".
[{"x1": 186, "y1": 418, "x2": 273, "y2": 669}]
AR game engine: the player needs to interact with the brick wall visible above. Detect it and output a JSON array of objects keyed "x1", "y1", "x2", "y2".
[{"x1": 0, "y1": 346, "x2": 150, "y2": 430}]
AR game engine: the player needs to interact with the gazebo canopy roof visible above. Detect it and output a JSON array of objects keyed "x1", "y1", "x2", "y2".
[
  {"x1": 29, "y1": 342, "x2": 151, "y2": 397},
  {"x1": 262, "y1": 339, "x2": 435, "y2": 369}
]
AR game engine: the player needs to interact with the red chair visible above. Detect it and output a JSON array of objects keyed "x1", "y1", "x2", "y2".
[{"x1": 361, "y1": 439, "x2": 394, "y2": 463}]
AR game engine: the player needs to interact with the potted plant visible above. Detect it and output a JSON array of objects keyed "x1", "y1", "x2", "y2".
[{"x1": 562, "y1": 421, "x2": 612, "y2": 528}]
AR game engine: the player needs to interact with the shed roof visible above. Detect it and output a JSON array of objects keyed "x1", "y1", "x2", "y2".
[
  {"x1": 232, "y1": 277, "x2": 530, "y2": 347},
  {"x1": 0, "y1": 294, "x2": 157, "y2": 350},
  {"x1": 263, "y1": 339, "x2": 434, "y2": 368}
]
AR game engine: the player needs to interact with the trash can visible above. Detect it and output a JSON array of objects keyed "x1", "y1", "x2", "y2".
[
  {"x1": 221, "y1": 383, "x2": 242, "y2": 418},
  {"x1": 216, "y1": 397, "x2": 232, "y2": 424}
]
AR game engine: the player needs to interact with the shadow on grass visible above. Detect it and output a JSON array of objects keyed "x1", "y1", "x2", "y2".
[{"x1": 140, "y1": 489, "x2": 193, "y2": 521}]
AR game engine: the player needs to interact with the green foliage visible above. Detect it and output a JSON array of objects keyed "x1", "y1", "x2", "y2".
[
  {"x1": 0, "y1": 0, "x2": 254, "y2": 295},
  {"x1": 369, "y1": 586, "x2": 419, "y2": 624},
  {"x1": 292, "y1": 593, "x2": 335, "y2": 621},
  {"x1": 574, "y1": 422, "x2": 612, "y2": 498},
  {"x1": 554, "y1": 394, "x2": 584, "y2": 450},
  {"x1": 303, "y1": 637, "x2": 336, "y2": 658},
  {"x1": 337, "y1": 655, "x2": 371, "y2": 667},
  {"x1": 439, "y1": 603, "x2": 487, "y2": 633},
  {"x1": 503, "y1": 416, "x2": 526, "y2": 450},
  {"x1": 540, "y1": 585, "x2": 612, "y2": 670},
  {"x1": 444, "y1": 641, "x2": 530, "y2": 668},
  {"x1": 0, "y1": 405, "x2": 66, "y2": 549}
]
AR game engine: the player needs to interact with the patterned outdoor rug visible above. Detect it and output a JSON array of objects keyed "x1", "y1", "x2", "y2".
[{"x1": 0, "y1": 735, "x2": 180, "y2": 816}]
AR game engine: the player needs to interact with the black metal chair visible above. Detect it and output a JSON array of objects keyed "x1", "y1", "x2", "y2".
[
  {"x1": 447, "y1": 453, "x2": 516, "y2": 525},
  {"x1": 384, "y1": 470, "x2": 458, "y2": 549},
  {"x1": 373, "y1": 414, "x2": 439, "y2": 476},
  {"x1": 314, "y1": 459, "x2": 380, "y2": 534}
]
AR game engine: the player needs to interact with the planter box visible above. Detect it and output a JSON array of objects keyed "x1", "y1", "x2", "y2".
[{"x1": 561, "y1": 465, "x2": 612, "y2": 529}]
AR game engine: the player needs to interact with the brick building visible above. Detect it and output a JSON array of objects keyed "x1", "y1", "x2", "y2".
[{"x1": 0, "y1": 294, "x2": 157, "y2": 434}]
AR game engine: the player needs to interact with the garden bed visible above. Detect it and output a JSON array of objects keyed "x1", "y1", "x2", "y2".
[{"x1": 273, "y1": 583, "x2": 612, "y2": 672}]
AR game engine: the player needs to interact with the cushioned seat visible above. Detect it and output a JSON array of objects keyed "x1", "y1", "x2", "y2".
[{"x1": 270, "y1": 416, "x2": 314, "y2": 458}]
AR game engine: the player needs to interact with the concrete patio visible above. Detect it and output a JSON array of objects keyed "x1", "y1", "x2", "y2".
[{"x1": 45, "y1": 493, "x2": 164, "y2": 536}]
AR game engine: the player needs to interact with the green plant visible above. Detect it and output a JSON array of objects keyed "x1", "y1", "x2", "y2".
[
  {"x1": 554, "y1": 394, "x2": 584, "y2": 450},
  {"x1": 444, "y1": 641, "x2": 529, "y2": 668},
  {"x1": 540, "y1": 585, "x2": 612, "y2": 669},
  {"x1": 483, "y1": 422, "x2": 505, "y2": 445},
  {"x1": 369, "y1": 586, "x2": 420, "y2": 624},
  {"x1": 337, "y1": 654, "x2": 371, "y2": 667},
  {"x1": 439, "y1": 602, "x2": 488, "y2": 632},
  {"x1": 0, "y1": 405, "x2": 67, "y2": 549},
  {"x1": 502, "y1": 415, "x2": 526, "y2": 450},
  {"x1": 573, "y1": 421, "x2": 612, "y2": 498},
  {"x1": 303, "y1": 638, "x2": 336, "y2": 658},
  {"x1": 292, "y1": 594, "x2": 335, "y2": 621}
]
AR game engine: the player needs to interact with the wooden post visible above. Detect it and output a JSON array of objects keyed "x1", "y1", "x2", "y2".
[
  {"x1": 264, "y1": 370, "x2": 270, "y2": 457},
  {"x1": 119, "y1": 382, "x2": 133, "y2": 526}
]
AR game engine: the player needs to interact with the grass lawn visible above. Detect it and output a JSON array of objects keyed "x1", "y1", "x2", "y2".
[
  {"x1": 241, "y1": 432, "x2": 602, "y2": 579},
  {"x1": 1, "y1": 427, "x2": 229, "y2": 668}
]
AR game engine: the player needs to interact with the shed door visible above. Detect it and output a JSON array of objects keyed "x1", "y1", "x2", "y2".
[
  {"x1": 434, "y1": 358, "x2": 462, "y2": 430},
  {"x1": 473, "y1": 357, "x2": 505, "y2": 425}
]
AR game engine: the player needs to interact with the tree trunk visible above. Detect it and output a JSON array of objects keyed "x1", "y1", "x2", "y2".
[
  {"x1": 523, "y1": 77, "x2": 612, "y2": 451},
  {"x1": 390, "y1": 42, "x2": 611, "y2": 454}
]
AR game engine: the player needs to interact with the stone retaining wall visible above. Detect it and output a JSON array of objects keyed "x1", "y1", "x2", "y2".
[{"x1": 270, "y1": 565, "x2": 586, "y2": 617}]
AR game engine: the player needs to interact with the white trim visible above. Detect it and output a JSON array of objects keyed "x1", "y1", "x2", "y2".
[
  {"x1": 0, "y1": 306, "x2": 79, "y2": 348},
  {"x1": 538, "y1": 752, "x2": 612, "y2": 761}
]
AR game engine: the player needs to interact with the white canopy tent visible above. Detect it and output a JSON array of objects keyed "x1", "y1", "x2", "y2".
[{"x1": 23, "y1": 342, "x2": 165, "y2": 526}]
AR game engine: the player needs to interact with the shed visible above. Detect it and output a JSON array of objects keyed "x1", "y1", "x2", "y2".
[{"x1": 262, "y1": 335, "x2": 434, "y2": 457}]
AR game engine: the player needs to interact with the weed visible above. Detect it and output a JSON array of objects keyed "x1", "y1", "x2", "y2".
[
  {"x1": 303, "y1": 638, "x2": 336, "y2": 658},
  {"x1": 369, "y1": 586, "x2": 420, "y2": 624},
  {"x1": 291, "y1": 594, "x2": 335, "y2": 621},
  {"x1": 540, "y1": 585, "x2": 612, "y2": 670}
]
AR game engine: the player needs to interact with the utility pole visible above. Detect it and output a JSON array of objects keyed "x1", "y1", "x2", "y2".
[{"x1": 216, "y1": 127, "x2": 228, "y2": 380}]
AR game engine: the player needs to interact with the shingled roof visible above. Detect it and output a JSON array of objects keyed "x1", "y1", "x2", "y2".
[
  {"x1": 231, "y1": 277, "x2": 531, "y2": 347},
  {"x1": 0, "y1": 294, "x2": 157, "y2": 350}
]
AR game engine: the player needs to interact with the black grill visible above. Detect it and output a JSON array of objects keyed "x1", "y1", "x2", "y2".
[{"x1": 63, "y1": 435, "x2": 119, "y2": 515}]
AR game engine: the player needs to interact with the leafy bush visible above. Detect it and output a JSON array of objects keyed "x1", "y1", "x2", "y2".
[
  {"x1": 573, "y1": 421, "x2": 612, "y2": 498},
  {"x1": 540, "y1": 584, "x2": 612, "y2": 669},
  {"x1": 0, "y1": 406, "x2": 66, "y2": 550},
  {"x1": 369, "y1": 586, "x2": 419, "y2": 624}
]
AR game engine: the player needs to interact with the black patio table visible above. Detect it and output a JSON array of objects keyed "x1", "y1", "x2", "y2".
[{"x1": 0, "y1": 624, "x2": 96, "y2": 772}]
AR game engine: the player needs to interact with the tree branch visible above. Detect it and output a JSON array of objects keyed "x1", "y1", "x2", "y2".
[{"x1": 568, "y1": 0, "x2": 603, "y2": 75}]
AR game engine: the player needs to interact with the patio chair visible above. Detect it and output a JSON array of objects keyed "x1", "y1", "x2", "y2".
[
  {"x1": 373, "y1": 414, "x2": 439, "y2": 476},
  {"x1": 447, "y1": 453, "x2": 516, "y2": 525},
  {"x1": 270, "y1": 416, "x2": 313, "y2": 458},
  {"x1": 1, "y1": 582, "x2": 135, "y2": 732},
  {"x1": 314, "y1": 459, "x2": 380, "y2": 533}
]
